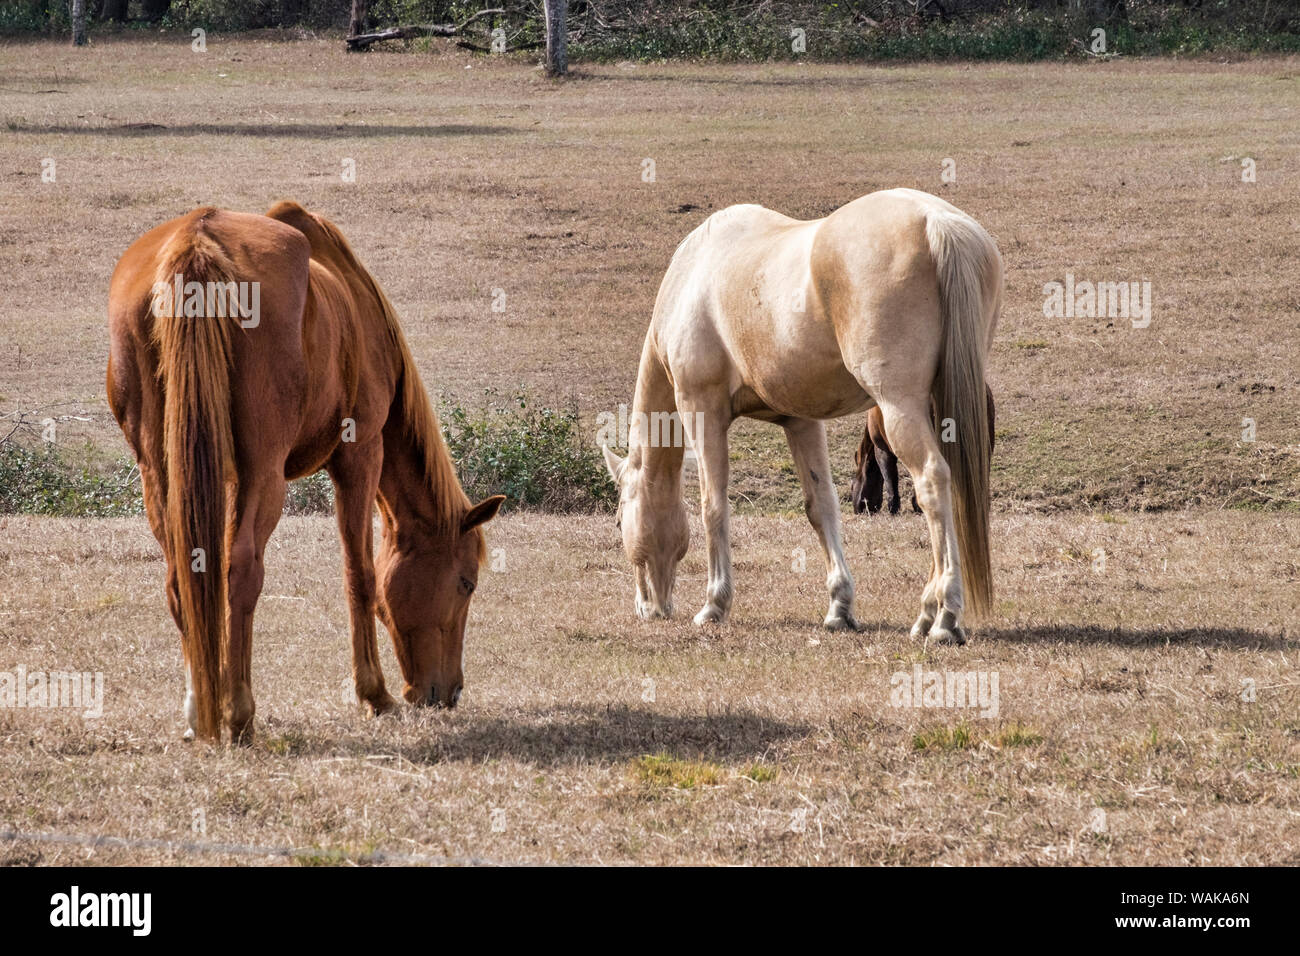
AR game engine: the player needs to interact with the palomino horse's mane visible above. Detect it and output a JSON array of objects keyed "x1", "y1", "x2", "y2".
[{"x1": 310, "y1": 215, "x2": 473, "y2": 541}]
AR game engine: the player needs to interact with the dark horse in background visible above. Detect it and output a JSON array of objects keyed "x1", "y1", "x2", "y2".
[
  {"x1": 851, "y1": 385, "x2": 996, "y2": 516},
  {"x1": 107, "y1": 202, "x2": 503, "y2": 743}
]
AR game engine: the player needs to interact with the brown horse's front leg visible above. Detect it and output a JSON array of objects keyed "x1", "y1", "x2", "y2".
[{"x1": 328, "y1": 443, "x2": 396, "y2": 716}]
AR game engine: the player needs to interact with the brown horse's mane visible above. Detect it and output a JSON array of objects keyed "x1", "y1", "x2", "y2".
[{"x1": 310, "y1": 214, "x2": 472, "y2": 541}]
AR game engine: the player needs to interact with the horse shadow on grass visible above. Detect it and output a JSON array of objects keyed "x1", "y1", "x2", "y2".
[
  {"x1": 265, "y1": 704, "x2": 812, "y2": 768},
  {"x1": 3, "y1": 122, "x2": 520, "y2": 139},
  {"x1": 588, "y1": 72, "x2": 912, "y2": 92},
  {"x1": 978, "y1": 624, "x2": 1295, "y2": 651},
  {"x1": 636, "y1": 616, "x2": 1294, "y2": 653}
]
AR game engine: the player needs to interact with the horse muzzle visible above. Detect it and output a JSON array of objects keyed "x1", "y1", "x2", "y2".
[
  {"x1": 636, "y1": 601, "x2": 673, "y2": 621},
  {"x1": 405, "y1": 684, "x2": 462, "y2": 708}
]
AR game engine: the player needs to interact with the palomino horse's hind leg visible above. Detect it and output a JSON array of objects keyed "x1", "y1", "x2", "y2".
[
  {"x1": 874, "y1": 397, "x2": 967, "y2": 645},
  {"x1": 224, "y1": 474, "x2": 288, "y2": 744},
  {"x1": 783, "y1": 418, "x2": 857, "y2": 630},
  {"x1": 327, "y1": 441, "x2": 397, "y2": 715},
  {"x1": 679, "y1": 392, "x2": 734, "y2": 625}
]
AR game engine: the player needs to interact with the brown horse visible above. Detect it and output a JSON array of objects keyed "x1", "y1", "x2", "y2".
[
  {"x1": 851, "y1": 385, "x2": 997, "y2": 516},
  {"x1": 107, "y1": 202, "x2": 504, "y2": 743}
]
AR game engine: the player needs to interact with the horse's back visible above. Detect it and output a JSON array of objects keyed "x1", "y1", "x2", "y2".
[
  {"x1": 107, "y1": 206, "x2": 319, "y2": 473},
  {"x1": 109, "y1": 206, "x2": 312, "y2": 346},
  {"x1": 655, "y1": 202, "x2": 864, "y2": 417}
]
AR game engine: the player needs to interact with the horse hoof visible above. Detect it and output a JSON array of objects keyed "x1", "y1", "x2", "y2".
[
  {"x1": 929, "y1": 625, "x2": 968, "y2": 646},
  {"x1": 365, "y1": 692, "x2": 399, "y2": 717},
  {"x1": 910, "y1": 615, "x2": 935, "y2": 641},
  {"x1": 693, "y1": 606, "x2": 725, "y2": 626},
  {"x1": 182, "y1": 727, "x2": 195, "y2": 742},
  {"x1": 824, "y1": 613, "x2": 859, "y2": 632}
]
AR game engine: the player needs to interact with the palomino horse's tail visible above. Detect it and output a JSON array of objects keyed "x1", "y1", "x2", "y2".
[
  {"x1": 149, "y1": 216, "x2": 238, "y2": 741},
  {"x1": 924, "y1": 208, "x2": 1001, "y2": 615}
]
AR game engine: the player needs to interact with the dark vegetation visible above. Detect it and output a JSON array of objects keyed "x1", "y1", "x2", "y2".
[{"x1": 7, "y1": 2, "x2": 1299, "y2": 60}]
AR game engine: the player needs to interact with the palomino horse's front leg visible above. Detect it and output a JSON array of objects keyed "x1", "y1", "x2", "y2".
[
  {"x1": 328, "y1": 442, "x2": 398, "y2": 715},
  {"x1": 783, "y1": 417, "x2": 858, "y2": 630},
  {"x1": 681, "y1": 394, "x2": 734, "y2": 625}
]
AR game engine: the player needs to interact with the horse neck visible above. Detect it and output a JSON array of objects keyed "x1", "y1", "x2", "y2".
[
  {"x1": 376, "y1": 413, "x2": 463, "y2": 553},
  {"x1": 629, "y1": 335, "x2": 685, "y2": 489}
]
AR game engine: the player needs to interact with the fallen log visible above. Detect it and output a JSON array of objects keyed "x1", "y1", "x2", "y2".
[{"x1": 346, "y1": 8, "x2": 504, "y2": 51}]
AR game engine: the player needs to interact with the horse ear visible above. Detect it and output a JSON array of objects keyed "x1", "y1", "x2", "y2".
[
  {"x1": 462, "y1": 495, "x2": 506, "y2": 534},
  {"x1": 601, "y1": 445, "x2": 625, "y2": 484}
]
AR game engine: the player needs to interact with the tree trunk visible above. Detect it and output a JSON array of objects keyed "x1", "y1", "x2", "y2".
[
  {"x1": 349, "y1": 0, "x2": 368, "y2": 38},
  {"x1": 544, "y1": 0, "x2": 567, "y2": 76},
  {"x1": 100, "y1": 0, "x2": 128, "y2": 21},
  {"x1": 71, "y1": 0, "x2": 88, "y2": 46}
]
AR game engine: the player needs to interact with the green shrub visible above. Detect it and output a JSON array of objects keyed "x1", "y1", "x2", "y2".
[
  {"x1": 0, "y1": 442, "x2": 142, "y2": 518},
  {"x1": 0, "y1": 392, "x2": 612, "y2": 519},
  {"x1": 0, "y1": 1, "x2": 63, "y2": 34},
  {"x1": 0, "y1": 439, "x2": 331, "y2": 517},
  {"x1": 283, "y1": 470, "x2": 335, "y2": 515},
  {"x1": 440, "y1": 390, "x2": 615, "y2": 513}
]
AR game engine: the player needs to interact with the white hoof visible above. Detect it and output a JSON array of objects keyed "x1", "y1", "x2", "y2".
[
  {"x1": 694, "y1": 605, "x2": 726, "y2": 626},
  {"x1": 824, "y1": 611, "x2": 859, "y2": 632},
  {"x1": 927, "y1": 624, "x2": 968, "y2": 646},
  {"x1": 182, "y1": 689, "x2": 197, "y2": 741}
]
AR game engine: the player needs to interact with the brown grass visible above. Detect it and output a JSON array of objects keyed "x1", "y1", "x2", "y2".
[
  {"x1": 1, "y1": 39, "x2": 1299, "y2": 510},
  {"x1": 1, "y1": 510, "x2": 1297, "y2": 865},
  {"x1": 1, "y1": 38, "x2": 1299, "y2": 865}
]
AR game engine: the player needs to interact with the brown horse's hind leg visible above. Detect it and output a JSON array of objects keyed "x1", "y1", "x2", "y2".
[
  {"x1": 138, "y1": 463, "x2": 201, "y2": 739},
  {"x1": 875, "y1": 397, "x2": 967, "y2": 646},
  {"x1": 224, "y1": 474, "x2": 287, "y2": 744},
  {"x1": 784, "y1": 417, "x2": 857, "y2": 630},
  {"x1": 327, "y1": 441, "x2": 397, "y2": 715}
]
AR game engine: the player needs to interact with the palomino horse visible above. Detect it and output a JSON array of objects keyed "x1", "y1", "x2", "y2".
[
  {"x1": 107, "y1": 202, "x2": 504, "y2": 743},
  {"x1": 603, "y1": 189, "x2": 1001, "y2": 645},
  {"x1": 851, "y1": 385, "x2": 996, "y2": 516}
]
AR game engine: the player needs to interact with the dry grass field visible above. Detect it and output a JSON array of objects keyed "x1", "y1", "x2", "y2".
[
  {"x1": 1, "y1": 510, "x2": 1298, "y2": 865},
  {"x1": 1, "y1": 36, "x2": 1299, "y2": 865}
]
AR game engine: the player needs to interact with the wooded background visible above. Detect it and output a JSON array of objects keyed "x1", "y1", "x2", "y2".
[{"x1": 9, "y1": 2, "x2": 1300, "y2": 59}]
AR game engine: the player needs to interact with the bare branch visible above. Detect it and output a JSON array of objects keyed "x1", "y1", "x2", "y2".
[{"x1": 346, "y1": 9, "x2": 507, "y2": 51}]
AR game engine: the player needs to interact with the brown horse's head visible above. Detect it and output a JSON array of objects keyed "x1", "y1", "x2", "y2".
[
  {"x1": 376, "y1": 495, "x2": 505, "y2": 708},
  {"x1": 603, "y1": 445, "x2": 689, "y2": 620}
]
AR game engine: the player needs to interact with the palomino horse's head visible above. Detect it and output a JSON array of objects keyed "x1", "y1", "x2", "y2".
[
  {"x1": 602, "y1": 446, "x2": 689, "y2": 620},
  {"x1": 376, "y1": 495, "x2": 505, "y2": 708}
]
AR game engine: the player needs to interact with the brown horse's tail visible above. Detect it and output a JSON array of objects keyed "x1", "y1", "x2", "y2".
[
  {"x1": 924, "y1": 207, "x2": 1002, "y2": 616},
  {"x1": 150, "y1": 215, "x2": 238, "y2": 741}
]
